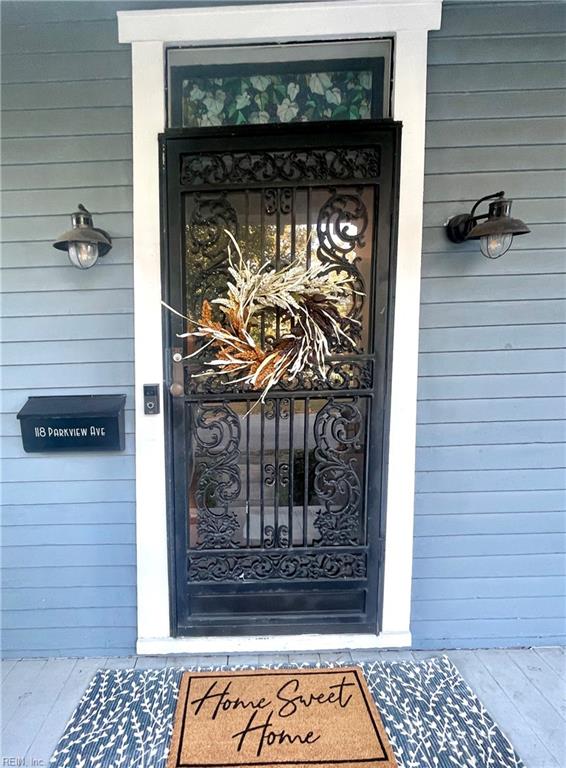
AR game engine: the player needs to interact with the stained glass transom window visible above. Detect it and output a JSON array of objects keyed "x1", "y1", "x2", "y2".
[{"x1": 167, "y1": 42, "x2": 392, "y2": 127}]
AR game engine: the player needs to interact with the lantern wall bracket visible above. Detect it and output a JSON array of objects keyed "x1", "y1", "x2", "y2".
[{"x1": 445, "y1": 191, "x2": 505, "y2": 243}]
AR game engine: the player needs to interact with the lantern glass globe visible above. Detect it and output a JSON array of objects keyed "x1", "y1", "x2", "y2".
[
  {"x1": 480, "y1": 232, "x2": 513, "y2": 259},
  {"x1": 68, "y1": 241, "x2": 99, "y2": 269}
]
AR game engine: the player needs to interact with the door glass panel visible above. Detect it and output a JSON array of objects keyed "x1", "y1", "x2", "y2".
[
  {"x1": 187, "y1": 396, "x2": 368, "y2": 553},
  {"x1": 183, "y1": 183, "x2": 375, "y2": 362},
  {"x1": 181, "y1": 148, "x2": 377, "y2": 580}
]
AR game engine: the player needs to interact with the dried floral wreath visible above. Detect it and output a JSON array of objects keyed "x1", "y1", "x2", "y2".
[{"x1": 163, "y1": 231, "x2": 362, "y2": 400}]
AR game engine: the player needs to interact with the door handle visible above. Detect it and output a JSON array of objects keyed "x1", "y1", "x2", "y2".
[{"x1": 169, "y1": 347, "x2": 184, "y2": 397}]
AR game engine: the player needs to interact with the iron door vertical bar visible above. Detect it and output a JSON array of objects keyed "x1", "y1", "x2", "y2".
[
  {"x1": 306, "y1": 187, "x2": 312, "y2": 268},
  {"x1": 245, "y1": 189, "x2": 251, "y2": 547},
  {"x1": 274, "y1": 399, "x2": 280, "y2": 543},
  {"x1": 288, "y1": 185, "x2": 297, "y2": 548},
  {"x1": 302, "y1": 396, "x2": 310, "y2": 547},
  {"x1": 246, "y1": 398, "x2": 251, "y2": 547},
  {"x1": 362, "y1": 395, "x2": 371, "y2": 545},
  {"x1": 375, "y1": 126, "x2": 402, "y2": 633},
  {"x1": 260, "y1": 401, "x2": 265, "y2": 547},
  {"x1": 291, "y1": 187, "x2": 296, "y2": 264},
  {"x1": 276, "y1": 191, "x2": 281, "y2": 341},
  {"x1": 160, "y1": 134, "x2": 178, "y2": 636},
  {"x1": 162, "y1": 136, "x2": 190, "y2": 632},
  {"x1": 288, "y1": 398, "x2": 294, "y2": 547},
  {"x1": 260, "y1": 189, "x2": 266, "y2": 346},
  {"x1": 244, "y1": 188, "x2": 249, "y2": 254}
]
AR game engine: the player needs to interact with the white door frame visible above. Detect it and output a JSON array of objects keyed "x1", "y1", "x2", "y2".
[{"x1": 118, "y1": 0, "x2": 442, "y2": 656}]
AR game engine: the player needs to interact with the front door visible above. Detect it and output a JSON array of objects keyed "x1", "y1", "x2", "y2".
[{"x1": 161, "y1": 121, "x2": 400, "y2": 636}]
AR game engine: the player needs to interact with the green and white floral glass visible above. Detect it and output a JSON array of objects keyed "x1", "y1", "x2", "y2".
[{"x1": 169, "y1": 60, "x2": 386, "y2": 127}]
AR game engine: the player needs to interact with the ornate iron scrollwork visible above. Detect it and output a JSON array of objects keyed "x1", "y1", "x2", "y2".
[
  {"x1": 263, "y1": 524, "x2": 290, "y2": 549},
  {"x1": 186, "y1": 361, "x2": 372, "y2": 395},
  {"x1": 264, "y1": 187, "x2": 293, "y2": 215},
  {"x1": 313, "y1": 398, "x2": 364, "y2": 546},
  {"x1": 188, "y1": 193, "x2": 238, "y2": 262},
  {"x1": 264, "y1": 398, "x2": 290, "y2": 419},
  {"x1": 192, "y1": 402, "x2": 242, "y2": 549},
  {"x1": 188, "y1": 551, "x2": 367, "y2": 582},
  {"x1": 325, "y1": 359, "x2": 373, "y2": 390},
  {"x1": 186, "y1": 194, "x2": 238, "y2": 319},
  {"x1": 317, "y1": 191, "x2": 368, "y2": 346},
  {"x1": 180, "y1": 147, "x2": 381, "y2": 187},
  {"x1": 264, "y1": 462, "x2": 289, "y2": 487}
]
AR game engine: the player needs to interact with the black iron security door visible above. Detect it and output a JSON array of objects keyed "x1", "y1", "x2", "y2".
[{"x1": 161, "y1": 121, "x2": 400, "y2": 636}]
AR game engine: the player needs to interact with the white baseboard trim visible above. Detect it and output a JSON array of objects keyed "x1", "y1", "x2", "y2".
[{"x1": 137, "y1": 631, "x2": 412, "y2": 656}]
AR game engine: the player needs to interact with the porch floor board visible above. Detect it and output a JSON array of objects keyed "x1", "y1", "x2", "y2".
[{"x1": 1, "y1": 647, "x2": 563, "y2": 768}]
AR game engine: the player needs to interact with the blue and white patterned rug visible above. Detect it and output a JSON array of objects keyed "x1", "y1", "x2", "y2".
[{"x1": 49, "y1": 657, "x2": 524, "y2": 768}]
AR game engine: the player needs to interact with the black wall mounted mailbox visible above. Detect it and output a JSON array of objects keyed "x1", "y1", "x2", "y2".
[{"x1": 17, "y1": 395, "x2": 126, "y2": 453}]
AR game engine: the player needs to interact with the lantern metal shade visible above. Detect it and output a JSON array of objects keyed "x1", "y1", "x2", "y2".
[
  {"x1": 466, "y1": 198, "x2": 530, "y2": 241},
  {"x1": 53, "y1": 206, "x2": 112, "y2": 258},
  {"x1": 445, "y1": 192, "x2": 530, "y2": 245},
  {"x1": 53, "y1": 226, "x2": 112, "y2": 256}
]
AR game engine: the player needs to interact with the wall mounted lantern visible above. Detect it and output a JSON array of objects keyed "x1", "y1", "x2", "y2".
[
  {"x1": 53, "y1": 204, "x2": 112, "y2": 269},
  {"x1": 445, "y1": 191, "x2": 530, "y2": 259}
]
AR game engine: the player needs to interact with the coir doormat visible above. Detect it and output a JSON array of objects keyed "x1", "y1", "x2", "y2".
[
  {"x1": 168, "y1": 667, "x2": 397, "y2": 768},
  {"x1": 49, "y1": 658, "x2": 526, "y2": 768}
]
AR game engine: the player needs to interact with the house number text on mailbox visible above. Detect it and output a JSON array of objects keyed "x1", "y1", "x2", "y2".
[{"x1": 17, "y1": 395, "x2": 126, "y2": 453}]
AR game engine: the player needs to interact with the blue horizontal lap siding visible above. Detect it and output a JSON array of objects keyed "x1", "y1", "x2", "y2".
[
  {"x1": 1, "y1": 0, "x2": 565, "y2": 657},
  {"x1": 416, "y1": 554, "x2": 565, "y2": 579},
  {"x1": 2, "y1": 135, "x2": 133, "y2": 166},
  {"x1": 2, "y1": 482, "x2": 136, "y2": 507},
  {"x1": 2, "y1": 523, "x2": 136, "y2": 547},
  {"x1": 2, "y1": 566, "x2": 136, "y2": 589},
  {"x1": 412, "y1": 2, "x2": 566, "y2": 649},
  {"x1": 0, "y1": 3, "x2": 136, "y2": 657},
  {"x1": 2, "y1": 290, "x2": 134, "y2": 318},
  {"x1": 416, "y1": 489, "x2": 566, "y2": 515},
  {"x1": 3, "y1": 586, "x2": 137, "y2": 610}
]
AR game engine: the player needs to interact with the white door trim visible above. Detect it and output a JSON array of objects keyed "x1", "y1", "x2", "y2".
[{"x1": 118, "y1": 0, "x2": 442, "y2": 655}]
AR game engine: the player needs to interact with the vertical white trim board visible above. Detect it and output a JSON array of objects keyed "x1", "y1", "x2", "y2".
[{"x1": 118, "y1": 0, "x2": 443, "y2": 654}]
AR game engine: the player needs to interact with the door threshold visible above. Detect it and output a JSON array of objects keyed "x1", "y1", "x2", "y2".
[{"x1": 137, "y1": 631, "x2": 411, "y2": 656}]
